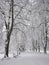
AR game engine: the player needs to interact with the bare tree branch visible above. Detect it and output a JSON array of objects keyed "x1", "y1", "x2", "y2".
[
  {"x1": 13, "y1": 27, "x2": 27, "y2": 39},
  {"x1": 14, "y1": 22, "x2": 28, "y2": 27},
  {"x1": 14, "y1": 0, "x2": 28, "y2": 20}
]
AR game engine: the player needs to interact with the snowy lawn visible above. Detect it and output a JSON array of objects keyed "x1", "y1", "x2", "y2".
[{"x1": 0, "y1": 52, "x2": 49, "y2": 65}]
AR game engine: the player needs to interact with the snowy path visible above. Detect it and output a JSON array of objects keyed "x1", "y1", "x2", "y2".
[{"x1": 0, "y1": 52, "x2": 49, "y2": 65}]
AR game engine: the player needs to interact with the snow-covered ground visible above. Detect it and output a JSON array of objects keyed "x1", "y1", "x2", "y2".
[{"x1": 0, "y1": 52, "x2": 49, "y2": 65}]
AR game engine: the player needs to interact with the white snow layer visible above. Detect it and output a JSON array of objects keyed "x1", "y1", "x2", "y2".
[{"x1": 0, "y1": 52, "x2": 49, "y2": 65}]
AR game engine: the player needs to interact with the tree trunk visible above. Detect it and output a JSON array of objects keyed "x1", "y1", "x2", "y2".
[
  {"x1": 4, "y1": 31, "x2": 10, "y2": 57},
  {"x1": 4, "y1": 41, "x2": 9, "y2": 57},
  {"x1": 44, "y1": 17, "x2": 47, "y2": 54},
  {"x1": 36, "y1": 40, "x2": 37, "y2": 52},
  {"x1": 4, "y1": 0, "x2": 14, "y2": 58},
  {"x1": 38, "y1": 45, "x2": 40, "y2": 52},
  {"x1": 44, "y1": 43, "x2": 47, "y2": 53}
]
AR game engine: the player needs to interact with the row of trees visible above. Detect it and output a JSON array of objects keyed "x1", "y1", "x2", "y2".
[
  {"x1": 0, "y1": 0, "x2": 49, "y2": 58},
  {"x1": 0, "y1": 0, "x2": 30, "y2": 57}
]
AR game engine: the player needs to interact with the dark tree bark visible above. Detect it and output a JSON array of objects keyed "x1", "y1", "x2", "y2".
[
  {"x1": 44, "y1": 43, "x2": 47, "y2": 53},
  {"x1": 44, "y1": 17, "x2": 47, "y2": 54},
  {"x1": 36, "y1": 40, "x2": 37, "y2": 52},
  {"x1": 4, "y1": 0, "x2": 14, "y2": 57},
  {"x1": 38, "y1": 43, "x2": 40, "y2": 52}
]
